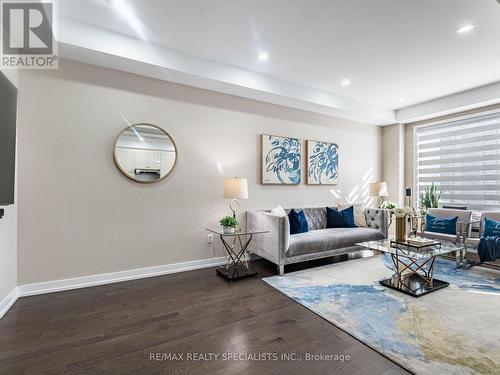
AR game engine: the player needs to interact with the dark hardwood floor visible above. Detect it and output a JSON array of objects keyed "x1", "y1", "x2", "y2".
[{"x1": 0, "y1": 255, "x2": 410, "y2": 375}]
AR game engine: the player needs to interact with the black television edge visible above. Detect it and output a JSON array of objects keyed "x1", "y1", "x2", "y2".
[{"x1": 0, "y1": 71, "x2": 17, "y2": 206}]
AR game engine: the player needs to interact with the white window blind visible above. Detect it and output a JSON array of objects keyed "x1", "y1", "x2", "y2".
[{"x1": 416, "y1": 112, "x2": 500, "y2": 211}]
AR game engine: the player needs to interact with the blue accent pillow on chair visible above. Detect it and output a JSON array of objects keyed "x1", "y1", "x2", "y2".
[
  {"x1": 425, "y1": 213, "x2": 458, "y2": 235},
  {"x1": 483, "y1": 218, "x2": 500, "y2": 237},
  {"x1": 326, "y1": 206, "x2": 357, "y2": 228},
  {"x1": 288, "y1": 209, "x2": 309, "y2": 234}
]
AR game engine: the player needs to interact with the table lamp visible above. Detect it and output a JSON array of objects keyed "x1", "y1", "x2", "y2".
[
  {"x1": 369, "y1": 181, "x2": 388, "y2": 208},
  {"x1": 223, "y1": 177, "x2": 248, "y2": 217}
]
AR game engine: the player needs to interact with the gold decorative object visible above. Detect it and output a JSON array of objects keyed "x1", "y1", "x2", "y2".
[
  {"x1": 395, "y1": 216, "x2": 407, "y2": 242},
  {"x1": 392, "y1": 207, "x2": 414, "y2": 242}
]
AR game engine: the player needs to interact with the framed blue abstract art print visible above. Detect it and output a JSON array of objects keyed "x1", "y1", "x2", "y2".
[
  {"x1": 306, "y1": 140, "x2": 339, "y2": 185},
  {"x1": 261, "y1": 134, "x2": 301, "y2": 185}
]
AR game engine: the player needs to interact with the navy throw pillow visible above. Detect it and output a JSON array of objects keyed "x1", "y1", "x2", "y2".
[
  {"x1": 425, "y1": 213, "x2": 458, "y2": 235},
  {"x1": 483, "y1": 218, "x2": 500, "y2": 237},
  {"x1": 326, "y1": 206, "x2": 357, "y2": 228},
  {"x1": 288, "y1": 209, "x2": 309, "y2": 235}
]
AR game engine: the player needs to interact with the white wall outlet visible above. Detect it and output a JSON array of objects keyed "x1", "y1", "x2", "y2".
[{"x1": 207, "y1": 234, "x2": 214, "y2": 244}]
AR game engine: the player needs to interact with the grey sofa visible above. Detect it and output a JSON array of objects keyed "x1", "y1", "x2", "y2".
[{"x1": 247, "y1": 207, "x2": 388, "y2": 275}]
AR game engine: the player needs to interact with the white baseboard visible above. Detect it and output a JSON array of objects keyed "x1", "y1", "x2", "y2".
[
  {"x1": 18, "y1": 256, "x2": 228, "y2": 297},
  {"x1": 0, "y1": 287, "x2": 19, "y2": 319}
]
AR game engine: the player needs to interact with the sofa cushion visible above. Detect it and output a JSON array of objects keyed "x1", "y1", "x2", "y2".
[
  {"x1": 285, "y1": 207, "x2": 327, "y2": 230},
  {"x1": 302, "y1": 207, "x2": 327, "y2": 230},
  {"x1": 483, "y1": 218, "x2": 500, "y2": 237},
  {"x1": 326, "y1": 206, "x2": 357, "y2": 228},
  {"x1": 289, "y1": 209, "x2": 309, "y2": 235},
  {"x1": 427, "y1": 208, "x2": 472, "y2": 237},
  {"x1": 270, "y1": 205, "x2": 287, "y2": 217},
  {"x1": 425, "y1": 213, "x2": 458, "y2": 235},
  {"x1": 480, "y1": 212, "x2": 500, "y2": 236},
  {"x1": 287, "y1": 227, "x2": 385, "y2": 257},
  {"x1": 338, "y1": 202, "x2": 366, "y2": 227}
]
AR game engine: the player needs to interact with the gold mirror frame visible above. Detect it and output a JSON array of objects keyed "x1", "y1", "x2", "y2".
[{"x1": 113, "y1": 123, "x2": 178, "y2": 183}]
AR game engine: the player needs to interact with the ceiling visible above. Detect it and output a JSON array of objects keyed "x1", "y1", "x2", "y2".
[{"x1": 57, "y1": 0, "x2": 500, "y2": 124}]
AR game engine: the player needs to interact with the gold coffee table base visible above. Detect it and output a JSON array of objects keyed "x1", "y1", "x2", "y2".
[{"x1": 381, "y1": 253, "x2": 449, "y2": 297}]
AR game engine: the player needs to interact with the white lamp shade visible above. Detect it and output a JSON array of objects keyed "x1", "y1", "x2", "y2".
[
  {"x1": 223, "y1": 178, "x2": 248, "y2": 199},
  {"x1": 369, "y1": 182, "x2": 388, "y2": 197}
]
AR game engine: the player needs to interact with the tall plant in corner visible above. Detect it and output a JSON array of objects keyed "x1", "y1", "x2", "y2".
[{"x1": 419, "y1": 182, "x2": 441, "y2": 212}]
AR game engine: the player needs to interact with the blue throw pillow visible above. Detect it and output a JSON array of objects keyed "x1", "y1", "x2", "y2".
[
  {"x1": 483, "y1": 218, "x2": 500, "y2": 237},
  {"x1": 288, "y1": 209, "x2": 309, "y2": 235},
  {"x1": 425, "y1": 213, "x2": 458, "y2": 235},
  {"x1": 326, "y1": 206, "x2": 357, "y2": 228}
]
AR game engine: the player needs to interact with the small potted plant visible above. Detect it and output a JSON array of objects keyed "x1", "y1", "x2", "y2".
[
  {"x1": 380, "y1": 200, "x2": 397, "y2": 210},
  {"x1": 419, "y1": 182, "x2": 441, "y2": 213},
  {"x1": 220, "y1": 216, "x2": 238, "y2": 234}
]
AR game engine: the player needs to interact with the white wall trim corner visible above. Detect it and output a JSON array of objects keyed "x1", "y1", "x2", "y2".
[
  {"x1": 0, "y1": 287, "x2": 19, "y2": 319},
  {"x1": 398, "y1": 123, "x2": 405, "y2": 208},
  {"x1": 18, "y1": 256, "x2": 228, "y2": 297},
  {"x1": 396, "y1": 81, "x2": 500, "y2": 123}
]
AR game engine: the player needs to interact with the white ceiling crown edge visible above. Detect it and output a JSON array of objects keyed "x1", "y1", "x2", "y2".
[
  {"x1": 57, "y1": 21, "x2": 395, "y2": 125},
  {"x1": 57, "y1": 21, "x2": 499, "y2": 126},
  {"x1": 396, "y1": 81, "x2": 500, "y2": 124}
]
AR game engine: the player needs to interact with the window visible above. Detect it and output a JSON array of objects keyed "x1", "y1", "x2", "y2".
[{"x1": 415, "y1": 111, "x2": 500, "y2": 211}]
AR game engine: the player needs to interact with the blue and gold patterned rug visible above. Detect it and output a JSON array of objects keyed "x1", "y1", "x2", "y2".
[{"x1": 264, "y1": 255, "x2": 500, "y2": 374}]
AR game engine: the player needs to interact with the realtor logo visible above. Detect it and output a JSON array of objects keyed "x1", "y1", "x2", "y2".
[{"x1": 1, "y1": 0, "x2": 57, "y2": 69}]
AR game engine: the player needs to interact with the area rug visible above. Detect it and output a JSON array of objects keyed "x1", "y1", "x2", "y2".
[{"x1": 263, "y1": 255, "x2": 500, "y2": 374}]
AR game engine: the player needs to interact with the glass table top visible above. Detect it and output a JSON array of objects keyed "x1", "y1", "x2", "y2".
[
  {"x1": 205, "y1": 228, "x2": 269, "y2": 236},
  {"x1": 357, "y1": 236, "x2": 464, "y2": 259}
]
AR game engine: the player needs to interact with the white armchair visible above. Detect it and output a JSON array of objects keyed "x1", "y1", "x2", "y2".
[
  {"x1": 467, "y1": 211, "x2": 500, "y2": 251},
  {"x1": 419, "y1": 208, "x2": 473, "y2": 267}
]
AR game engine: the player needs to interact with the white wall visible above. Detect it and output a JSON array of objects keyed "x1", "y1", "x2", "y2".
[
  {"x1": 0, "y1": 70, "x2": 18, "y2": 309},
  {"x1": 382, "y1": 123, "x2": 405, "y2": 207},
  {"x1": 16, "y1": 60, "x2": 382, "y2": 285},
  {"x1": 0, "y1": 205, "x2": 17, "y2": 305}
]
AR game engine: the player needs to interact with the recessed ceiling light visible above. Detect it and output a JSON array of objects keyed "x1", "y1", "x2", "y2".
[
  {"x1": 341, "y1": 79, "x2": 351, "y2": 87},
  {"x1": 112, "y1": 0, "x2": 133, "y2": 18},
  {"x1": 399, "y1": 98, "x2": 406, "y2": 103},
  {"x1": 258, "y1": 52, "x2": 269, "y2": 61},
  {"x1": 111, "y1": 0, "x2": 148, "y2": 41},
  {"x1": 456, "y1": 24, "x2": 475, "y2": 34}
]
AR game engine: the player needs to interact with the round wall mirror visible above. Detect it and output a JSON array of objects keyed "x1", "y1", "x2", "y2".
[{"x1": 114, "y1": 123, "x2": 177, "y2": 183}]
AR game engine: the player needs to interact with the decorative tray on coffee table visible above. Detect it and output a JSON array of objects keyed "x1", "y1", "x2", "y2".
[{"x1": 390, "y1": 237, "x2": 441, "y2": 251}]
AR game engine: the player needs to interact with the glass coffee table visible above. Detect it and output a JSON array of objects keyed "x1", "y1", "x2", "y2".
[{"x1": 357, "y1": 237, "x2": 464, "y2": 297}]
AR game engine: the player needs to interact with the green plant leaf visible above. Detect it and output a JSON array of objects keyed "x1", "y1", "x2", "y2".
[
  {"x1": 418, "y1": 181, "x2": 440, "y2": 211},
  {"x1": 219, "y1": 216, "x2": 238, "y2": 227}
]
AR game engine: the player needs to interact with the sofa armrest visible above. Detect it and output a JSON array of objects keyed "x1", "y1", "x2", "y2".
[
  {"x1": 417, "y1": 230, "x2": 460, "y2": 244},
  {"x1": 466, "y1": 237, "x2": 479, "y2": 252},
  {"x1": 364, "y1": 208, "x2": 388, "y2": 238},
  {"x1": 246, "y1": 211, "x2": 289, "y2": 265}
]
